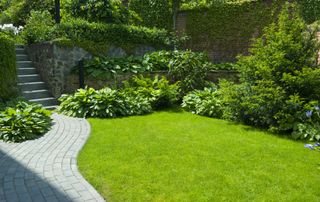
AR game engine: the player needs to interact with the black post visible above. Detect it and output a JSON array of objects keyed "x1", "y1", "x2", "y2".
[
  {"x1": 79, "y1": 60, "x2": 85, "y2": 89},
  {"x1": 55, "y1": 0, "x2": 61, "y2": 24}
]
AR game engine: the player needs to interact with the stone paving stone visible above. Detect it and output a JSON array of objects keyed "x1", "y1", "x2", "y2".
[{"x1": 0, "y1": 114, "x2": 105, "y2": 202}]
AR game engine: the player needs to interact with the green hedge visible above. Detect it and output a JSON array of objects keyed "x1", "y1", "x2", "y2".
[
  {"x1": 22, "y1": 13, "x2": 173, "y2": 49},
  {"x1": 0, "y1": 33, "x2": 17, "y2": 101}
]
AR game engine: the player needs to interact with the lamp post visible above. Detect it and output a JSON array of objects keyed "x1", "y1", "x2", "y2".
[{"x1": 55, "y1": 0, "x2": 61, "y2": 23}]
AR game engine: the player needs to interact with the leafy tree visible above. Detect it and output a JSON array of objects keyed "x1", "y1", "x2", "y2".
[
  {"x1": 0, "y1": 0, "x2": 54, "y2": 25},
  {"x1": 65, "y1": 0, "x2": 131, "y2": 24}
]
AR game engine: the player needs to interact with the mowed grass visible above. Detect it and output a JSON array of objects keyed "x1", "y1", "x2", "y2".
[{"x1": 78, "y1": 110, "x2": 320, "y2": 202}]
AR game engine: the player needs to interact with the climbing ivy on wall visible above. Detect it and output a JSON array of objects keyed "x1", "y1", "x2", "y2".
[
  {"x1": 182, "y1": 0, "x2": 283, "y2": 62},
  {"x1": 129, "y1": 0, "x2": 172, "y2": 29},
  {"x1": 297, "y1": 0, "x2": 320, "y2": 24}
]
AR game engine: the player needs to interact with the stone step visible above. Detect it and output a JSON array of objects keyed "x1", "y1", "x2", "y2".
[
  {"x1": 15, "y1": 48, "x2": 26, "y2": 55},
  {"x1": 18, "y1": 81, "x2": 46, "y2": 91},
  {"x1": 17, "y1": 61, "x2": 33, "y2": 68},
  {"x1": 18, "y1": 68, "x2": 37, "y2": 75},
  {"x1": 16, "y1": 54, "x2": 28, "y2": 61},
  {"x1": 44, "y1": 105, "x2": 58, "y2": 110},
  {"x1": 18, "y1": 74, "x2": 41, "y2": 83},
  {"x1": 22, "y1": 89, "x2": 51, "y2": 100},
  {"x1": 29, "y1": 97, "x2": 57, "y2": 107}
]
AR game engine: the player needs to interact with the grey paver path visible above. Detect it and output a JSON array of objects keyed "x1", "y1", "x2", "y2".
[{"x1": 0, "y1": 114, "x2": 105, "y2": 202}]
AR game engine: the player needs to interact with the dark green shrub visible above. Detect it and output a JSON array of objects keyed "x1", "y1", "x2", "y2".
[
  {"x1": 0, "y1": 0, "x2": 54, "y2": 25},
  {"x1": 22, "y1": 17, "x2": 172, "y2": 48},
  {"x1": 58, "y1": 87, "x2": 152, "y2": 118},
  {"x1": 182, "y1": 86, "x2": 223, "y2": 118},
  {"x1": 65, "y1": 0, "x2": 131, "y2": 24},
  {"x1": 21, "y1": 10, "x2": 55, "y2": 44},
  {"x1": 124, "y1": 75, "x2": 180, "y2": 109},
  {"x1": 0, "y1": 32, "x2": 17, "y2": 101},
  {"x1": 0, "y1": 101, "x2": 52, "y2": 142},
  {"x1": 219, "y1": 3, "x2": 320, "y2": 140},
  {"x1": 168, "y1": 50, "x2": 210, "y2": 94}
]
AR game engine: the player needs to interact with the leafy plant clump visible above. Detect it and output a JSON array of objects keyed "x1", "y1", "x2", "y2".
[
  {"x1": 58, "y1": 76, "x2": 180, "y2": 118},
  {"x1": 182, "y1": 87, "x2": 223, "y2": 118},
  {"x1": 81, "y1": 50, "x2": 213, "y2": 95},
  {"x1": 83, "y1": 56, "x2": 148, "y2": 78},
  {"x1": 58, "y1": 87, "x2": 152, "y2": 118},
  {"x1": 0, "y1": 102, "x2": 52, "y2": 143},
  {"x1": 218, "y1": 3, "x2": 320, "y2": 141},
  {"x1": 124, "y1": 75, "x2": 180, "y2": 109}
]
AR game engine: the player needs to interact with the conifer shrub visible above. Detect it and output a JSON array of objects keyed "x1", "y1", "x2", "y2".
[{"x1": 219, "y1": 3, "x2": 320, "y2": 140}]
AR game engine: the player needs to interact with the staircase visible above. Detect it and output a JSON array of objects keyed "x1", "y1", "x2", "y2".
[{"x1": 16, "y1": 45, "x2": 58, "y2": 110}]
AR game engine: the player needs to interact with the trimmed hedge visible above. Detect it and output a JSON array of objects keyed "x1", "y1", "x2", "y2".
[
  {"x1": 22, "y1": 14, "x2": 173, "y2": 49},
  {"x1": 0, "y1": 33, "x2": 17, "y2": 101}
]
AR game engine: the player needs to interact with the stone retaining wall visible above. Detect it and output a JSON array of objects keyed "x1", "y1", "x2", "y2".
[
  {"x1": 26, "y1": 42, "x2": 92, "y2": 98},
  {"x1": 65, "y1": 70, "x2": 239, "y2": 94},
  {"x1": 26, "y1": 42, "x2": 239, "y2": 97}
]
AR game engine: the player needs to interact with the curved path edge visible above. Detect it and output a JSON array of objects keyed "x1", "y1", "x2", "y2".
[{"x1": 0, "y1": 114, "x2": 105, "y2": 202}]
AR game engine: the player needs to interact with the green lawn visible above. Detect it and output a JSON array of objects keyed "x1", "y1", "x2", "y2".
[{"x1": 78, "y1": 110, "x2": 320, "y2": 202}]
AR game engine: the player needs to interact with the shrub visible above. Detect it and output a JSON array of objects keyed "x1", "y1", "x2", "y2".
[
  {"x1": 0, "y1": 101, "x2": 52, "y2": 143},
  {"x1": 22, "y1": 17, "x2": 172, "y2": 48},
  {"x1": 219, "y1": 3, "x2": 320, "y2": 140},
  {"x1": 168, "y1": 50, "x2": 210, "y2": 94},
  {"x1": 0, "y1": 0, "x2": 54, "y2": 25},
  {"x1": 0, "y1": 32, "x2": 17, "y2": 101},
  {"x1": 21, "y1": 10, "x2": 55, "y2": 44},
  {"x1": 80, "y1": 50, "x2": 212, "y2": 94},
  {"x1": 182, "y1": 87, "x2": 223, "y2": 118},
  {"x1": 142, "y1": 50, "x2": 173, "y2": 71},
  {"x1": 58, "y1": 87, "x2": 152, "y2": 118},
  {"x1": 124, "y1": 75, "x2": 180, "y2": 109},
  {"x1": 58, "y1": 76, "x2": 179, "y2": 117},
  {"x1": 65, "y1": 0, "x2": 131, "y2": 24}
]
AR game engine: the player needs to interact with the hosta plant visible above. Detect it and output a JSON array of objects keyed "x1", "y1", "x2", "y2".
[
  {"x1": 182, "y1": 87, "x2": 223, "y2": 118},
  {"x1": 0, "y1": 101, "x2": 52, "y2": 143},
  {"x1": 58, "y1": 87, "x2": 152, "y2": 118}
]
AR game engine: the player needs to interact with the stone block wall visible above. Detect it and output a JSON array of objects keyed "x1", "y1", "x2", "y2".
[
  {"x1": 26, "y1": 42, "x2": 157, "y2": 98},
  {"x1": 26, "y1": 42, "x2": 92, "y2": 98}
]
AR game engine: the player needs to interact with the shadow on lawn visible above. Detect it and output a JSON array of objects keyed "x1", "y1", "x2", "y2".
[{"x1": 226, "y1": 121, "x2": 304, "y2": 142}]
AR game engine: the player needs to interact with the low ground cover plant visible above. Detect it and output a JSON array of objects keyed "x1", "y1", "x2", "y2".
[
  {"x1": 58, "y1": 76, "x2": 180, "y2": 118},
  {"x1": 0, "y1": 101, "x2": 52, "y2": 143}
]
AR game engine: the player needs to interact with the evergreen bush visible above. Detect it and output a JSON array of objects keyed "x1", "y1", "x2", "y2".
[{"x1": 219, "y1": 3, "x2": 320, "y2": 140}]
